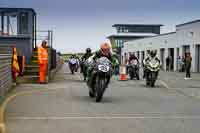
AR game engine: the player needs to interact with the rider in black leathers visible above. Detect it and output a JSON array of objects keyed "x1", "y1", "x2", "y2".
[{"x1": 81, "y1": 48, "x2": 92, "y2": 80}]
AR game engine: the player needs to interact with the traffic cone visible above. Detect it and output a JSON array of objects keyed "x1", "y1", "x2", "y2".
[{"x1": 119, "y1": 64, "x2": 128, "y2": 81}]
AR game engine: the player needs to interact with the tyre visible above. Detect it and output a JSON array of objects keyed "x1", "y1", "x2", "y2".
[
  {"x1": 136, "y1": 73, "x2": 140, "y2": 80},
  {"x1": 89, "y1": 91, "x2": 95, "y2": 98},
  {"x1": 151, "y1": 81, "x2": 155, "y2": 87},
  {"x1": 71, "y1": 69, "x2": 74, "y2": 74},
  {"x1": 146, "y1": 81, "x2": 150, "y2": 86},
  {"x1": 129, "y1": 69, "x2": 134, "y2": 80},
  {"x1": 96, "y1": 77, "x2": 106, "y2": 102},
  {"x1": 130, "y1": 74, "x2": 134, "y2": 80}
]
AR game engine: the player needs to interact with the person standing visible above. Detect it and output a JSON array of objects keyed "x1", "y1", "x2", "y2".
[
  {"x1": 38, "y1": 40, "x2": 48, "y2": 84},
  {"x1": 184, "y1": 52, "x2": 192, "y2": 80}
]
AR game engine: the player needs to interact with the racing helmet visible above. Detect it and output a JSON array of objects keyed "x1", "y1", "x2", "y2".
[
  {"x1": 150, "y1": 50, "x2": 157, "y2": 57},
  {"x1": 100, "y1": 43, "x2": 111, "y2": 56}
]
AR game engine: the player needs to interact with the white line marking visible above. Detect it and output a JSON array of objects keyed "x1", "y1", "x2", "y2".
[{"x1": 8, "y1": 116, "x2": 200, "y2": 120}]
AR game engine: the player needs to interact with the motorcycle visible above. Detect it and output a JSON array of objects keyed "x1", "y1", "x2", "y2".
[
  {"x1": 128, "y1": 59, "x2": 140, "y2": 80},
  {"x1": 68, "y1": 58, "x2": 77, "y2": 74},
  {"x1": 88, "y1": 57, "x2": 112, "y2": 102},
  {"x1": 75, "y1": 59, "x2": 79, "y2": 72},
  {"x1": 145, "y1": 57, "x2": 160, "y2": 87}
]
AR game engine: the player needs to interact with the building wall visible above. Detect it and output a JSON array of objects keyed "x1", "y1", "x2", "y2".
[
  {"x1": 0, "y1": 46, "x2": 13, "y2": 103},
  {"x1": 122, "y1": 21, "x2": 200, "y2": 72},
  {"x1": 0, "y1": 36, "x2": 32, "y2": 63}
]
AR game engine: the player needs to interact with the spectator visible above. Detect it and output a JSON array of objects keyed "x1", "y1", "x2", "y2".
[{"x1": 184, "y1": 52, "x2": 192, "y2": 80}]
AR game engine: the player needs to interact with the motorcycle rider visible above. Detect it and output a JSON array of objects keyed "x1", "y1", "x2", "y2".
[
  {"x1": 82, "y1": 48, "x2": 92, "y2": 62},
  {"x1": 128, "y1": 53, "x2": 140, "y2": 79},
  {"x1": 81, "y1": 48, "x2": 93, "y2": 80},
  {"x1": 87, "y1": 43, "x2": 114, "y2": 89},
  {"x1": 144, "y1": 50, "x2": 160, "y2": 64},
  {"x1": 128, "y1": 53, "x2": 139, "y2": 65},
  {"x1": 69, "y1": 54, "x2": 79, "y2": 73},
  {"x1": 143, "y1": 50, "x2": 160, "y2": 78},
  {"x1": 143, "y1": 51, "x2": 150, "y2": 79}
]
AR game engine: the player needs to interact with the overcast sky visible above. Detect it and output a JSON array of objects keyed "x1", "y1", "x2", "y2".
[{"x1": 0, "y1": 0, "x2": 199, "y2": 53}]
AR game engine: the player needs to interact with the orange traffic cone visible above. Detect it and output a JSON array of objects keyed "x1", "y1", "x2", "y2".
[{"x1": 119, "y1": 64, "x2": 128, "y2": 81}]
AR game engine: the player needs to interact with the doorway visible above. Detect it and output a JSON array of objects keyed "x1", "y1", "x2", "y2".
[
  {"x1": 183, "y1": 45, "x2": 190, "y2": 57},
  {"x1": 137, "y1": 51, "x2": 140, "y2": 60},
  {"x1": 168, "y1": 48, "x2": 174, "y2": 71},
  {"x1": 141, "y1": 51, "x2": 145, "y2": 66},
  {"x1": 160, "y1": 48, "x2": 165, "y2": 70},
  {"x1": 176, "y1": 48, "x2": 180, "y2": 70},
  {"x1": 196, "y1": 45, "x2": 200, "y2": 72}
]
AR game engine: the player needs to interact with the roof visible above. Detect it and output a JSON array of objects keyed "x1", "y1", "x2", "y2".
[
  {"x1": 0, "y1": 8, "x2": 36, "y2": 15},
  {"x1": 125, "y1": 32, "x2": 176, "y2": 43},
  {"x1": 0, "y1": 34, "x2": 31, "y2": 39},
  {"x1": 176, "y1": 19, "x2": 200, "y2": 27},
  {"x1": 112, "y1": 24, "x2": 163, "y2": 27},
  {"x1": 107, "y1": 33, "x2": 157, "y2": 39}
]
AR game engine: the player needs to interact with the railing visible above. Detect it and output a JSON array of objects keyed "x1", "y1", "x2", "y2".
[{"x1": 0, "y1": 46, "x2": 13, "y2": 103}]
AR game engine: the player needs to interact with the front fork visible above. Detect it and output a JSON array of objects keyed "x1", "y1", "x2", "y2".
[{"x1": 89, "y1": 72, "x2": 110, "y2": 91}]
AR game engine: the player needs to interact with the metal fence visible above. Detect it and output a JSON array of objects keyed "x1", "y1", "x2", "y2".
[{"x1": 0, "y1": 46, "x2": 13, "y2": 103}]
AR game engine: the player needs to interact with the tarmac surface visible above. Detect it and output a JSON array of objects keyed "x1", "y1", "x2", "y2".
[{"x1": 4, "y1": 64, "x2": 200, "y2": 133}]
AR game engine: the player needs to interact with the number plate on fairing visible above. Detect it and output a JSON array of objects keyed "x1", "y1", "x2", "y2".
[{"x1": 98, "y1": 65, "x2": 110, "y2": 72}]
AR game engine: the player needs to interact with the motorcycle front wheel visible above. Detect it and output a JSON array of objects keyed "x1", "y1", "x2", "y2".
[
  {"x1": 95, "y1": 76, "x2": 106, "y2": 102},
  {"x1": 89, "y1": 91, "x2": 95, "y2": 98}
]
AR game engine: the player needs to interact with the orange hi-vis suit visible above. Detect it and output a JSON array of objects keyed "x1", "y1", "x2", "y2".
[
  {"x1": 38, "y1": 47, "x2": 48, "y2": 83},
  {"x1": 12, "y1": 47, "x2": 20, "y2": 81}
]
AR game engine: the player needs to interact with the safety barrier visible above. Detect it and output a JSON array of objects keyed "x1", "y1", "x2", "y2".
[{"x1": 0, "y1": 46, "x2": 13, "y2": 103}]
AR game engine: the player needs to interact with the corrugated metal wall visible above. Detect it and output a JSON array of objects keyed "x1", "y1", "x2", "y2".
[
  {"x1": 0, "y1": 46, "x2": 13, "y2": 102},
  {"x1": 0, "y1": 36, "x2": 32, "y2": 64}
]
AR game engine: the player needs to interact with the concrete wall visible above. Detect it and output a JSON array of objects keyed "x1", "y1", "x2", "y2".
[{"x1": 122, "y1": 20, "x2": 200, "y2": 72}]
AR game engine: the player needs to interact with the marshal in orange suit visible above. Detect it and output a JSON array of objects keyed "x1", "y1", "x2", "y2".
[{"x1": 38, "y1": 40, "x2": 48, "y2": 84}]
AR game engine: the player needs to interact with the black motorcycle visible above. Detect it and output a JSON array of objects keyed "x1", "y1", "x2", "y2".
[
  {"x1": 128, "y1": 59, "x2": 140, "y2": 80},
  {"x1": 88, "y1": 57, "x2": 112, "y2": 102}
]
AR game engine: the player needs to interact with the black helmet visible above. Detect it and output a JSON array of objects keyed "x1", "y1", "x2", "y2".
[
  {"x1": 86, "y1": 48, "x2": 91, "y2": 53},
  {"x1": 150, "y1": 50, "x2": 157, "y2": 57}
]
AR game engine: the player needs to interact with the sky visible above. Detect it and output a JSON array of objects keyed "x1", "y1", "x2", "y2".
[{"x1": 0, "y1": 0, "x2": 200, "y2": 53}]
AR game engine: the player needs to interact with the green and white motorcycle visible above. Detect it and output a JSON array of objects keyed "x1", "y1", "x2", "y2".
[{"x1": 146, "y1": 57, "x2": 160, "y2": 87}]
